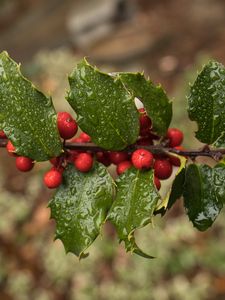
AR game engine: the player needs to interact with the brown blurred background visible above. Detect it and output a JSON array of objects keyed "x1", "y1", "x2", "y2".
[{"x1": 0, "y1": 0, "x2": 225, "y2": 299}]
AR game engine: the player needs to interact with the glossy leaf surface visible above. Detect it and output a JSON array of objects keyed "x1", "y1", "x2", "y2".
[
  {"x1": 107, "y1": 167, "x2": 160, "y2": 258},
  {"x1": 49, "y1": 163, "x2": 114, "y2": 258},
  {"x1": 213, "y1": 162, "x2": 225, "y2": 204},
  {"x1": 213, "y1": 132, "x2": 225, "y2": 148},
  {"x1": 119, "y1": 72, "x2": 172, "y2": 135},
  {"x1": 183, "y1": 163, "x2": 225, "y2": 231},
  {"x1": 0, "y1": 51, "x2": 62, "y2": 161},
  {"x1": 188, "y1": 61, "x2": 225, "y2": 144},
  {"x1": 67, "y1": 59, "x2": 139, "y2": 150}
]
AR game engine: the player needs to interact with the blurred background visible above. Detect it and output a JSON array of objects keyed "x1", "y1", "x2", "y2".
[{"x1": 0, "y1": 0, "x2": 225, "y2": 299}]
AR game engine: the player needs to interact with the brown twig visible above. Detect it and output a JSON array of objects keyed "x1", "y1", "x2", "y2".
[
  {"x1": 64, "y1": 141, "x2": 225, "y2": 160},
  {"x1": 0, "y1": 138, "x2": 224, "y2": 160}
]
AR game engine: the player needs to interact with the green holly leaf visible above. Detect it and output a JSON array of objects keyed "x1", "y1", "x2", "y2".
[
  {"x1": 213, "y1": 162, "x2": 225, "y2": 204},
  {"x1": 49, "y1": 163, "x2": 114, "y2": 258},
  {"x1": 67, "y1": 59, "x2": 139, "y2": 150},
  {"x1": 188, "y1": 61, "x2": 225, "y2": 144},
  {"x1": 213, "y1": 132, "x2": 225, "y2": 148},
  {"x1": 107, "y1": 167, "x2": 160, "y2": 258},
  {"x1": 0, "y1": 51, "x2": 62, "y2": 161},
  {"x1": 183, "y1": 163, "x2": 225, "y2": 231},
  {"x1": 119, "y1": 72, "x2": 172, "y2": 135}
]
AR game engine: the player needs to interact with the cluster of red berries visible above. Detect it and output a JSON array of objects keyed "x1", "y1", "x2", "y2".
[
  {"x1": 45, "y1": 112, "x2": 93, "y2": 189},
  {"x1": 3, "y1": 134, "x2": 35, "y2": 172},
  {"x1": 0, "y1": 108, "x2": 184, "y2": 191},
  {"x1": 1, "y1": 112, "x2": 93, "y2": 189},
  {"x1": 94, "y1": 108, "x2": 184, "y2": 190},
  {"x1": 134, "y1": 109, "x2": 184, "y2": 190}
]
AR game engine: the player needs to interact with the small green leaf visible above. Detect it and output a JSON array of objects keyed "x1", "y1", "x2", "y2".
[
  {"x1": 0, "y1": 51, "x2": 62, "y2": 161},
  {"x1": 67, "y1": 59, "x2": 139, "y2": 150},
  {"x1": 183, "y1": 163, "x2": 225, "y2": 231},
  {"x1": 119, "y1": 72, "x2": 172, "y2": 135},
  {"x1": 107, "y1": 167, "x2": 160, "y2": 258},
  {"x1": 49, "y1": 163, "x2": 114, "y2": 258},
  {"x1": 188, "y1": 61, "x2": 225, "y2": 144}
]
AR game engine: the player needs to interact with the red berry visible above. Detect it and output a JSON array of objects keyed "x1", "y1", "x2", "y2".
[
  {"x1": 67, "y1": 150, "x2": 80, "y2": 163},
  {"x1": 49, "y1": 157, "x2": 60, "y2": 166},
  {"x1": 16, "y1": 156, "x2": 34, "y2": 172},
  {"x1": 72, "y1": 137, "x2": 83, "y2": 143},
  {"x1": 154, "y1": 176, "x2": 161, "y2": 190},
  {"x1": 51, "y1": 166, "x2": 64, "y2": 174},
  {"x1": 6, "y1": 140, "x2": 16, "y2": 156},
  {"x1": 79, "y1": 132, "x2": 91, "y2": 143},
  {"x1": 166, "y1": 128, "x2": 183, "y2": 147},
  {"x1": 169, "y1": 146, "x2": 186, "y2": 166},
  {"x1": 109, "y1": 151, "x2": 128, "y2": 165},
  {"x1": 139, "y1": 108, "x2": 152, "y2": 136},
  {"x1": 138, "y1": 108, "x2": 146, "y2": 113},
  {"x1": 154, "y1": 159, "x2": 172, "y2": 180},
  {"x1": 57, "y1": 112, "x2": 78, "y2": 140},
  {"x1": 148, "y1": 132, "x2": 160, "y2": 141},
  {"x1": 96, "y1": 151, "x2": 111, "y2": 166},
  {"x1": 116, "y1": 160, "x2": 132, "y2": 175},
  {"x1": 44, "y1": 169, "x2": 62, "y2": 189},
  {"x1": 74, "y1": 153, "x2": 93, "y2": 172},
  {"x1": 169, "y1": 155, "x2": 180, "y2": 167},
  {"x1": 131, "y1": 149, "x2": 153, "y2": 170},
  {"x1": 137, "y1": 137, "x2": 153, "y2": 146},
  {"x1": 153, "y1": 152, "x2": 167, "y2": 160},
  {"x1": 139, "y1": 114, "x2": 152, "y2": 136},
  {"x1": 0, "y1": 130, "x2": 6, "y2": 138}
]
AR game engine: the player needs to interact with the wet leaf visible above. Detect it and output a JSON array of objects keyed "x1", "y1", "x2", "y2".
[
  {"x1": 119, "y1": 72, "x2": 172, "y2": 135},
  {"x1": 188, "y1": 61, "x2": 225, "y2": 144},
  {"x1": 213, "y1": 132, "x2": 225, "y2": 148},
  {"x1": 107, "y1": 167, "x2": 160, "y2": 258},
  {"x1": 0, "y1": 51, "x2": 62, "y2": 161},
  {"x1": 49, "y1": 163, "x2": 114, "y2": 258},
  {"x1": 183, "y1": 163, "x2": 225, "y2": 231},
  {"x1": 213, "y1": 162, "x2": 225, "y2": 204},
  {"x1": 67, "y1": 59, "x2": 139, "y2": 150}
]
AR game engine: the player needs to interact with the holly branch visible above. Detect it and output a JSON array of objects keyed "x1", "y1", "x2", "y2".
[
  {"x1": 0, "y1": 51, "x2": 225, "y2": 259},
  {"x1": 0, "y1": 138, "x2": 224, "y2": 160}
]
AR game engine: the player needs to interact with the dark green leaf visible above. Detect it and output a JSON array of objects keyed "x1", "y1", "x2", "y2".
[
  {"x1": 119, "y1": 72, "x2": 172, "y2": 135},
  {"x1": 0, "y1": 51, "x2": 62, "y2": 161},
  {"x1": 213, "y1": 162, "x2": 225, "y2": 204},
  {"x1": 107, "y1": 167, "x2": 160, "y2": 258},
  {"x1": 213, "y1": 132, "x2": 225, "y2": 148},
  {"x1": 167, "y1": 168, "x2": 185, "y2": 210},
  {"x1": 67, "y1": 59, "x2": 139, "y2": 150},
  {"x1": 183, "y1": 163, "x2": 224, "y2": 231},
  {"x1": 49, "y1": 163, "x2": 114, "y2": 258},
  {"x1": 188, "y1": 61, "x2": 225, "y2": 144}
]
